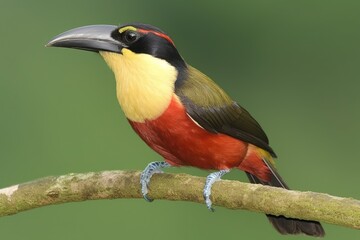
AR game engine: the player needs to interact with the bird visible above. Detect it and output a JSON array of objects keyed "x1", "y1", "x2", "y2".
[{"x1": 47, "y1": 23, "x2": 325, "y2": 237}]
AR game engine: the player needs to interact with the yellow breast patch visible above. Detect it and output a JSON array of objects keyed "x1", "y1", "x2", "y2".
[{"x1": 100, "y1": 49, "x2": 177, "y2": 122}]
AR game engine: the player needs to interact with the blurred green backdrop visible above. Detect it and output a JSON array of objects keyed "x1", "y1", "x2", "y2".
[{"x1": 1, "y1": 0, "x2": 360, "y2": 239}]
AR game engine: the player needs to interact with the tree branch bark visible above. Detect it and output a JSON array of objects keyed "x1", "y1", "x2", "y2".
[{"x1": 0, "y1": 170, "x2": 359, "y2": 229}]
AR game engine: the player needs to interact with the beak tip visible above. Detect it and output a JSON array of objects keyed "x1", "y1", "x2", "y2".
[{"x1": 45, "y1": 39, "x2": 58, "y2": 48}]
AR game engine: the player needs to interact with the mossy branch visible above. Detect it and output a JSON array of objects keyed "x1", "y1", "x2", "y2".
[{"x1": 0, "y1": 170, "x2": 359, "y2": 230}]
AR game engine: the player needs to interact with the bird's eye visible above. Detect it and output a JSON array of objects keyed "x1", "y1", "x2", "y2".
[{"x1": 123, "y1": 31, "x2": 139, "y2": 44}]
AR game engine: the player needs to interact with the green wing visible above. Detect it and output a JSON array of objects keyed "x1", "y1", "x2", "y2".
[{"x1": 175, "y1": 65, "x2": 276, "y2": 157}]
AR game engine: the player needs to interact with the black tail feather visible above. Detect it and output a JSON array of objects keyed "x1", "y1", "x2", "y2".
[{"x1": 246, "y1": 160, "x2": 325, "y2": 237}]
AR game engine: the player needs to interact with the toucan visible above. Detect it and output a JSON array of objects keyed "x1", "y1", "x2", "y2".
[{"x1": 47, "y1": 23, "x2": 325, "y2": 237}]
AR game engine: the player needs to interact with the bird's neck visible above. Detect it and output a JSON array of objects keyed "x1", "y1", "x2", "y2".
[{"x1": 100, "y1": 49, "x2": 178, "y2": 122}]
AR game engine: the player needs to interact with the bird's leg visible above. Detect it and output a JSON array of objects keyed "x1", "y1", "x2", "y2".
[
  {"x1": 203, "y1": 169, "x2": 230, "y2": 211},
  {"x1": 140, "y1": 161, "x2": 171, "y2": 202}
]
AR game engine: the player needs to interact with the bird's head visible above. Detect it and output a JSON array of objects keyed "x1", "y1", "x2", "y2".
[{"x1": 47, "y1": 23, "x2": 187, "y2": 77}]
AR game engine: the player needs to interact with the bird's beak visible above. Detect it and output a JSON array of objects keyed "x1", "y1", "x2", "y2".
[{"x1": 46, "y1": 25, "x2": 123, "y2": 53}]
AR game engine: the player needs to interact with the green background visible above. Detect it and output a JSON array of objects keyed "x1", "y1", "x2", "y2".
[{"x1": 1, "y1": 0, "x2": 359, "y2": 239}]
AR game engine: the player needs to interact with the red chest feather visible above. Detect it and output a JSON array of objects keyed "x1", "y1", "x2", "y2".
[{"x1": 129, "y1": 97, "x2": 249, "y2": 170}]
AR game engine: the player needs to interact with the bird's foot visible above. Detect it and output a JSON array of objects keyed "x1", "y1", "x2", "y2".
[
  {"x1": 140, "y1": 161, "x2": 171, "y2": 202},
  {"x1": 203, "y1": 169, "x2": 230, "y2": 211}
]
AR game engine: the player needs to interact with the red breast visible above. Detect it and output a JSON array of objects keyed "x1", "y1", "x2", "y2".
[{"x1": 129, "y1": 96, "x2": 241, "y2": 165}]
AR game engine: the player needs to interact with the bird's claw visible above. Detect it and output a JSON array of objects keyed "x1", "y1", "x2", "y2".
[
  {"x1": 203, "y1": 169, "x2": 230, "y2": 212},
  {"x1": 143, "y1": 194, "x2": 154, "y2": 202},
  {"x1": 140, "y1": 170, "x2": 152, "y2": 201},
  {"x1": 140, "y1": 176, "x2": 153, "y2": 202},
  {"x1": 140, "y1": 161, "x2": 171, "y2": 202},
  {"x1": 203, "y1": 192, "x2": 215, "y2": 212}
]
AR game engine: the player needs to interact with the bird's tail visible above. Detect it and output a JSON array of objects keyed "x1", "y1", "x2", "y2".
[{"x1": 246, "y1": 158, "x2": 325, "y2": 237}]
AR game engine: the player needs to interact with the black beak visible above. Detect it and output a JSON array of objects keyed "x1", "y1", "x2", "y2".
[{"x1": 46, "y1": 25, "x2": 123, "y2": 53}]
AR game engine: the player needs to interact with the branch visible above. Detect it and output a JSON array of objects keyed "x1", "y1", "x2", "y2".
[{"x1": 0, "y1": 170, "x2": 359, "y2": 229}]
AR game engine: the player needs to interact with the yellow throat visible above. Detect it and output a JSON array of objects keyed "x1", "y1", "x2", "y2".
[{"x1": 100, "y1": 49, "x2": 178, "y2": 122}]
